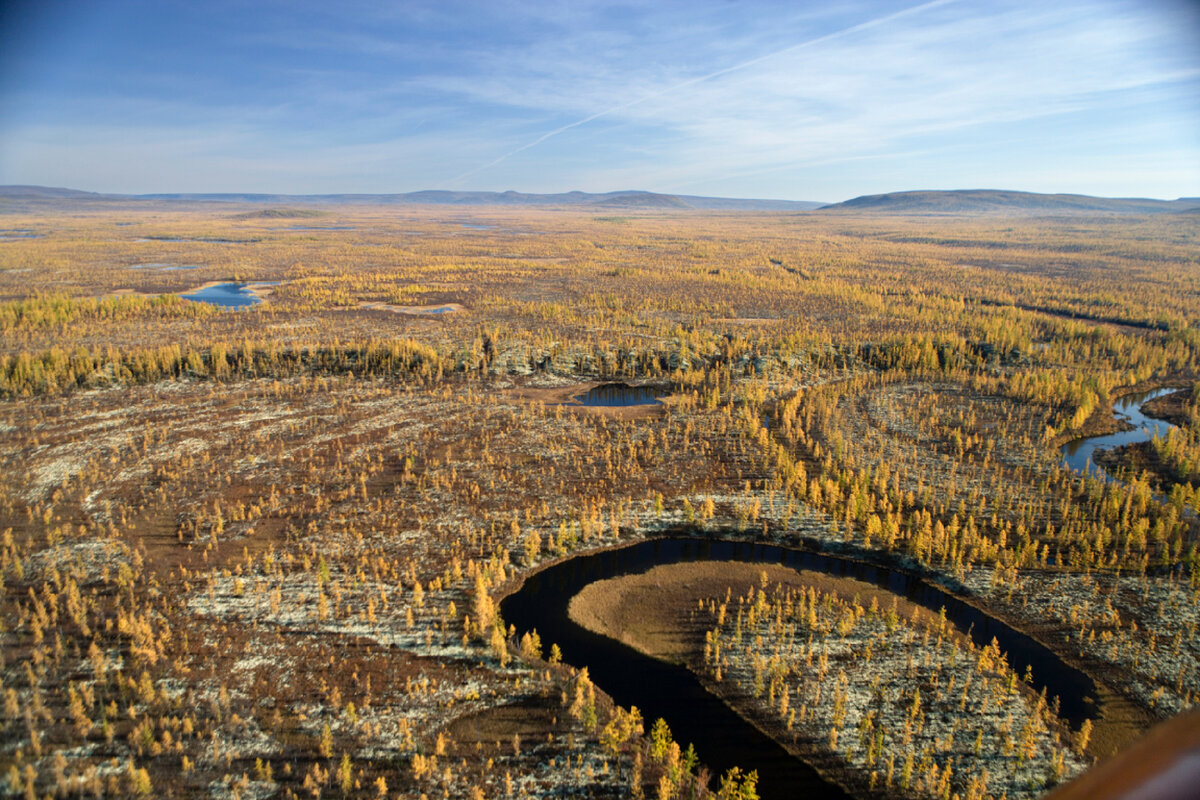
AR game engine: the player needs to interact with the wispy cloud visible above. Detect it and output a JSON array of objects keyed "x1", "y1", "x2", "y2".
[
  {"x1": 441, "y1": 0, "x2": 1200, "y2": 196},
  {"x1": 448, "y1": 0, "x2": 958, "y2": 184},
  {"x1": 0, "y1": 0, "x2": 1196, "y2": 196}
]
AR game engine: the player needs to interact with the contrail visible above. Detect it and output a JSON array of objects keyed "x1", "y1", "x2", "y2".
[{"x1": 450, "y1": 0, "x2": 956, "y2": 185}]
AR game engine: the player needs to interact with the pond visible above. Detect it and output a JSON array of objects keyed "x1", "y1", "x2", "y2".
[
  {"x1": 135, "y1": 236, "x2": 259, "y2": 243},
  {"x1": 501, "y1": 535, "x2": 1097, "y2": 799},
  {"x1": 574, "y1": 383, "x2": 667, "y2": 407},
  {"x1": 1060, "y1": 389, "x2": 1176, "y2": 483},
  {"x1": 181, "y1": 282, "x2": 277, "y2": 308},
  {"x1": 273, "y1": 225, "x2": 357, "y2": 231}
]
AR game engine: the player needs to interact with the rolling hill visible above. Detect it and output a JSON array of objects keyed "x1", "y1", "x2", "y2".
[
  {"x1": 0, "y1": 186, "x2": 823, "y2": 212},
  {"x1": 819, "y1": 189, "x2": 1200, "y2": 215},
  {"x1": 5, "y1": 185, "x2": 1195, "y2": 215}
]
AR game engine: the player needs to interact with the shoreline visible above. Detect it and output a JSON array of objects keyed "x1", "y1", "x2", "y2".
[
  {"x1": 497, "y1": 528, "x2": 1150, "y2": 759},
  {"x1": 565, "y1": 559, "x2": 1087, "y2": 799}
]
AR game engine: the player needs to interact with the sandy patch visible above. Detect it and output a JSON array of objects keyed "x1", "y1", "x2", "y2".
[
  {"x1": 358, "y1": 300, "x2": 465, "y2": 315},
  {"x1": 96, "y1": 287, "x2": 157, "y2": 299}
]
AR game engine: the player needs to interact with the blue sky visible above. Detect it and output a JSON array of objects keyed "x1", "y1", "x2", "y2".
[{"x1": 0, "y1": 0, "x2": 1197, "y2": 200}]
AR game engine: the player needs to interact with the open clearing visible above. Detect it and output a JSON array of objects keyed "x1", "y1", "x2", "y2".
[{"x1": 1, "y1": 203, "x2": 1197, "y2": 799}]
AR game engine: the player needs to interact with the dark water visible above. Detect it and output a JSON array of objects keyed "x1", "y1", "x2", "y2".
[
  {"x1": 501, "y1": 536, "x2": 1097, "y2": 800},
  {"x1": 575, "y1": 383, "x2": 666, "y2": 407},
  {"x1": 181, "y1": 282, "x2": 276, "y2": 308},
  {"x1": 1061, "y1": 389, "x2": 1176, "y2": 483},
  {"x1": 136, "y1": 236, "x2": 257, "y2": 243}
]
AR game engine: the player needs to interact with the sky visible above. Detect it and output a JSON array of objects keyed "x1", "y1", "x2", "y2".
[{"x1": 0, "y1": 0, "x2": 1197, "y2": 201}]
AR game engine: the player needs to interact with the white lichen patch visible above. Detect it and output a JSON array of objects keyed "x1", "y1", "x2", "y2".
[
  {"x1": 702, "y1": 579, "x2": 1087, "y2": 799},
  {"x1": 26, "y1": 452, "x2": 88, "y2": 501},
  {"x1": 208, "y1": 776, "x2": 279, "y2": 800},
  {"x1": 197, "y1": 714, "x2": 281, "y2": 767},
  {"x1": 960, "y1": 566, "x2": 1200, "y2": 715},
  {"x1": 25, "y1": 537, "x2": 132, "y2": 584}
]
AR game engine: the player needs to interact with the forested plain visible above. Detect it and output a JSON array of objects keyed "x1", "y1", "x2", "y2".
[{"x1": 0, "y1": 203, "x2": 1197, "y2": 799}]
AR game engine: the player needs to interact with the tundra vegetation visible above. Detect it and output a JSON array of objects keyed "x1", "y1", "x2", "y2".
[
  {"x1": 0, "y1": 203, "x2": 1197, "y2": 798},
  {"x1": 698, "y1": 576, "x2": 1088, "y2": 799}
]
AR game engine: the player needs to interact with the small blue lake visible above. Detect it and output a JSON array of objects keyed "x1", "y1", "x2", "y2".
[
  {"x1": 181, "y1": 282, "x2": 277, "y2": 308},
  {"x1": 574, "y1": 383, "x2": 666, "y2": 407}
]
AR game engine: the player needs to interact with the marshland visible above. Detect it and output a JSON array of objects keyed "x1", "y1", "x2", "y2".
[{"x1": 0, "y1": 201, "x2": 1198, "y2": 799}]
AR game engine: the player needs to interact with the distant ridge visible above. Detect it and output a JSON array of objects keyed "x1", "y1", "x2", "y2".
[
  {"x1": 0, "y1": 185, "x2": 110, "y2": 200},
  {"x1": 0, "y1": 186, "x2": 823, "y2": 212},
  {"x1": 819, "y1": 189, "x2": 1200, "y2": 215},
  {"x1": 6, "y1": 185, "x2": 1195, "y2": 215}
]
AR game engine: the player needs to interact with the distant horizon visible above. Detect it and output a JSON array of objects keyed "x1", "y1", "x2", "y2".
[
  {"x1": 3, "y1": 183, "x2": 1199, "y2": 205},
  {"x1": 2, "y1": 1, "x2": 1198, "y2": 200},
  {"x1": 7, "y1": 182, "x2": 1200, "y2": 205}
]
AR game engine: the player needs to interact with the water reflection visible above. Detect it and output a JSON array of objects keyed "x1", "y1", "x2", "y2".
[
  {"x1": 1060, "y1": 389, "x2": 1176, "y2": 483},
  {"x1": 181, "y1": 282, "x2": 277, "y2": 308},
  {"x1": 574, "y1": 383, "x2": 666, "y2": 407}
]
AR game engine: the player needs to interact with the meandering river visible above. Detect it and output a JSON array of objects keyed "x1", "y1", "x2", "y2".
[
  {"x1": 1060, "y1": 388, "x2": 1176, "y2": 484},
  {"x1": 501, "y1": 536, "x2": 1097, "y2": 799}
]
